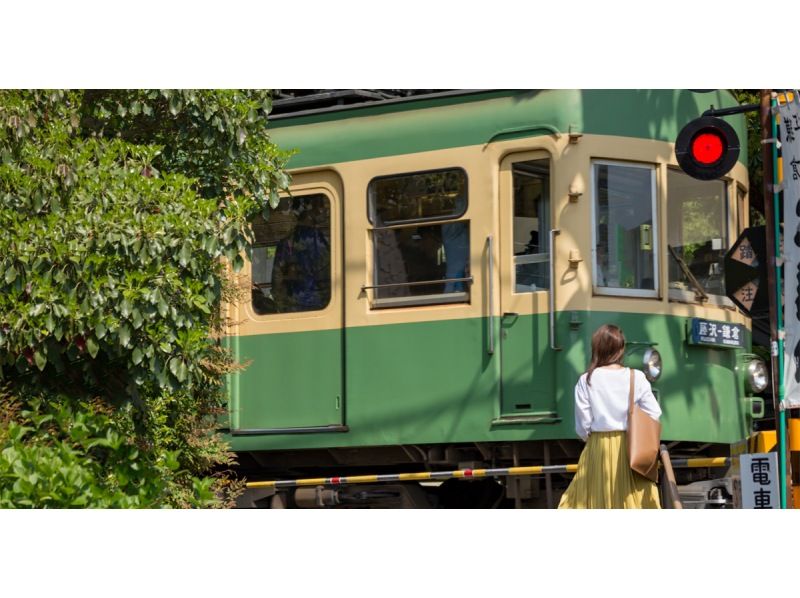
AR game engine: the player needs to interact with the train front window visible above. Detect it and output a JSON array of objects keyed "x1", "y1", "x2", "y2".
[
  {"x1": 667, "y1": 170, "x2": 729, "y2": 300},
  {"x1": 592, "y1": 162, "x2": 658, "y2": 297},
  {"x1": 368, "y1": 169, "x2": 470, "y2": 308},
  {"x1": 513, "y1": 159, "x2": 550, "y2": 293},
  {"x1": 250, "y1": 193, "x2": 331, "y2": 315}
]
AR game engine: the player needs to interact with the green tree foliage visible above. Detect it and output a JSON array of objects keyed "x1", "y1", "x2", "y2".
[
  {"x1": 0, "y1": 90, "x2": 290, "y2": 507},
  {"x1": 732, "y1": 90, "x2": 765, "y2": 221}
]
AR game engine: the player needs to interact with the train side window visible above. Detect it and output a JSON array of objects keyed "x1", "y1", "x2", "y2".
[
  {"x1": 250, "y1": 193, "x2": 331, "y2": 315},
  {"x1": 592, "y1": 161, "x2": 658, "y2": 297},
  {"x1": 368, "y1": 168, "x2": 470, "y2": 307},
  {"x1": 667, "y1": 170, "x2": 729, "y2": 300},
  {"x1": 512, "y1": 159, "x2": 550, "y2": 293}
]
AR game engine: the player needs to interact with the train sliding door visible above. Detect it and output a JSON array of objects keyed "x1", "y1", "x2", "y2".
[
  {"x1": 226, "y1": 173, "x2": 345, "y2": 434},
  {"x1": 497, "y1": 151, "x2": 558, "y2": 420}
]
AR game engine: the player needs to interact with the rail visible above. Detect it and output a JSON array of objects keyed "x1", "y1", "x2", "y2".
[{"x1": 361, "y1": 277, "x2": 474, "y2": 291}]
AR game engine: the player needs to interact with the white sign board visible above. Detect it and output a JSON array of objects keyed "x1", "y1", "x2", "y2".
[
  {"x1": 778, "y1": 91, "x2": 800, "y2": 408},
  {"x1": 740, "y1": 453, "x2": 779, "y2": 509}
]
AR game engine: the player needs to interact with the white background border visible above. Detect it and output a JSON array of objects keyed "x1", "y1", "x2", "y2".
[{"x1": 1, "y1": 2, "x2": 796, "y2": 596}]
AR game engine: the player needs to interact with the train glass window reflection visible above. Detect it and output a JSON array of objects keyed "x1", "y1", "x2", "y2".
[
  {"x1": 513, "y1": 160, "x2": 550, "y2": 293},
  {"x1": 369, "y1": 168, "x2": 467, "y2": 226},
  {"x1": 667, "y1": 171, "x2": 728, "y2": 298},
  {"x1": 368, "y1": 169, "x2": 470, "y2": 307},
  {"x1": 593, "y1": 162, "x2": 657, "y2": 295},
  {"x1": 250, "y1": 194, "x2": 331, "y2": 314}
]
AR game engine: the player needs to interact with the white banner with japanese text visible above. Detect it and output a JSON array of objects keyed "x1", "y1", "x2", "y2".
[
  {"x1": 778, "y1": 91, "x2": 800, "y2": 408},
  {"x1": 740, "y1": 453, "x2": 779, "y2": 509}
]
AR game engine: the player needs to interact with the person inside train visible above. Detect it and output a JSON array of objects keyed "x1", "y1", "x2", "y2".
[{"x1": 271, "y1": 198, "x2": 331, "y2": 313}]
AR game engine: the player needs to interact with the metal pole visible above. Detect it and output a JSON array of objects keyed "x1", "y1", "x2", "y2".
[
  {"x1": 770, "y1": 92, "x2": 789, "y2": 508},
  {"x1": 512, "y1": 442, "x2": 522, "y2": 509},
  {"x1": 543, "y1": 441, "x2": 554, "y2": 509},
  {"x1": 760, "y1": 89, "x2": 787, "y2": 508},
  {"x1": 659, "y1": 445, "x2": 683, "y2": 509}
]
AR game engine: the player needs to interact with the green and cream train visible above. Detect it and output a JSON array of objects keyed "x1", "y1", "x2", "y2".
[{"x1": 224, "y1": 90, "x2": 766, "y2": 508}]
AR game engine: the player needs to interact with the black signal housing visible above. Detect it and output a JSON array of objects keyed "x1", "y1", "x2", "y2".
[{"x1": 675, "y1": 116, "x2": 740, "y2": 181}]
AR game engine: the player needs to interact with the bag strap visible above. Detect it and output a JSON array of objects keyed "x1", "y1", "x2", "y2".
[{"x1": 628, "y1": 368, "x2": 635, "y2": 415}]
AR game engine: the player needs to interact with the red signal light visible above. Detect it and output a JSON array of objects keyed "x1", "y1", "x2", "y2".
[
  {"x1": 675, "y1": 116, "x2": 740, "y2": 181},
  {"x1": 691, "y1": 132, "x2": 725, "y2": 165}
]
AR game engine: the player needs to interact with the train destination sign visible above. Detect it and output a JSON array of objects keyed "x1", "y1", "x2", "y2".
[{"x1": 687, "y1": 318, "x2": 744, "y2": 348}]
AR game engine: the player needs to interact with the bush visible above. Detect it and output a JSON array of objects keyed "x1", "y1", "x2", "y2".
[{"x1": 0, "y1": 90, "x2": 289, "y2": 507}]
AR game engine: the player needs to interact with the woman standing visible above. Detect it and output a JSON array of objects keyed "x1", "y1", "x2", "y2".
[{"x1": 558, "y1": 324, "x2": 662, "y2": 509}]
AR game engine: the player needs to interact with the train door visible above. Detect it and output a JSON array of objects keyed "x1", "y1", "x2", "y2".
[
  {"x1": 226, "y1": 173, "x2": 345, "y2": 434},
  {"x1": 497, "y1": 151, "x2": 558, "y2": 419}
]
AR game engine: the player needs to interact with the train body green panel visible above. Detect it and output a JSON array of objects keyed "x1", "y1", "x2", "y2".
[
  {"x1": 226, "y1": 311, "x2": 752, "y2": 452},
  {"x1": 230, "y1": 329, "x2": 343, "y2": 430},
  {"x1": 269, "y1": 90, "x2": 747, "y2": 169}
]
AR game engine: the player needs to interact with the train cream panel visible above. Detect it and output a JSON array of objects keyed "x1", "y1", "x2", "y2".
[{"x1": 229, "y1": 131, "x2": 750, "y2": 338}]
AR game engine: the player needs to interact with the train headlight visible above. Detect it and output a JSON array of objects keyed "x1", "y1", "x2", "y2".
[
  {"x1": 643, "y1": 348, "x2": 662, "y2": 382},
  {"x1": 746, "y1": 359, "x2": 769, "y2": 393}
]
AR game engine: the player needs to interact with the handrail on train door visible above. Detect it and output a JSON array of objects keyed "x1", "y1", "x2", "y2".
[
  {"x1": 549, "y1": 228, "x2": 561, "y2": 351},
  {"x1": 487, "y1": 235, "x2": 495, "y2": 355}
]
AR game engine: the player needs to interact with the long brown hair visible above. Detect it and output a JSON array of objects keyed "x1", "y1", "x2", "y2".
[{"x1": 585, "y1": 324, "x2": 626, "y2": 385}]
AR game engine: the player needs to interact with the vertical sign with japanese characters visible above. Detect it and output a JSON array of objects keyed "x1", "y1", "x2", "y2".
[
  {"x1": 778, "y1": 91, "x2": 800, "y2": 408},
  {"x1": 740, "y1": 453, "x2": 779, "y2": 509}
]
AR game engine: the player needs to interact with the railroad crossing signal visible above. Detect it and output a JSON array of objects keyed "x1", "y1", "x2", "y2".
[
  {"x1": 676, "y1": 116, "x2": 741, "y2": 181},
  {"x1": 724, "y1": 226, "x2": 768, "y2": 317}
]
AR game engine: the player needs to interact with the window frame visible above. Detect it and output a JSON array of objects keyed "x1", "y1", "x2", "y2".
[
  {"x1": 665, "y1": 167, "x2": 736, "y2": 308},
  {"x1": 367, "y1": 166, "x2": 469, "y2": 228},
  {"x1": 590, "y1": 159, "x2": 660, "y2": 299},
  {"x1": 511, "y1": 158, "x2": 552, "y2": 295},
  {"x1": 366, "y1": 167, "x2": 471, "y2": 309},
  {"x1": 249, "y1": 191, "x2": 333, "y2": 316}
]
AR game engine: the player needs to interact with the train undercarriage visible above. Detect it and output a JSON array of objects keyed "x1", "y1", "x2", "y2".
[{"x1": 234, "y1": 439, "x2": 739, "y2": 509}]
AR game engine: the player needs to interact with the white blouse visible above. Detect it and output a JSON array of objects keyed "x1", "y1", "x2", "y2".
[{"x1": 574, "y1": 366, "x2": 662, "y2": 441}]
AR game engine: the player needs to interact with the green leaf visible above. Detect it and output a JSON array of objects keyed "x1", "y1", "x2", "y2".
[
  {"x1": 178, "y1": 242, "x2": 192, "y2": 267},
  {"x1": 132, "y1": 347, "x2": 143, "y2": 365},
  {"x1": 118, "y1": 324, "x2": 131, "y2": 348},
  {"x1": 5, "y1": 265, "x2": 18, "y2": 283},
  {"x1": 157, "y1": 295, "x2": 168, "y2": 318},
  {"x1": 232, "y1": 254, "x2": 244, "y2": 272},
  {"x1": 176, "y1": 360, "x2": 188, "y2": 382},
  {"x1": 168, "y1": 95, "x2": 181, "y2": 116},
  {"x1": 86, "y1": 336, "x2": 99, "y2": 359},
  {"x1": 95, "y1": 322, "x2": 107, "y2": 339},
  {"x1": 33, "y1": 350, "x2": 47, "y2": 371},
  {"x1": 193, "y1": 296, "x2": 211, "y2": 314},
  {"x1": 45, "y1": 312, "x2": 55, "y2": 333}
]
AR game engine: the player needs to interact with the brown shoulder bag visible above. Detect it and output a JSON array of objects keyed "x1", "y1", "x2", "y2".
[{"x1": 627, "y1": 368, "x2": 661, "y2": 482}]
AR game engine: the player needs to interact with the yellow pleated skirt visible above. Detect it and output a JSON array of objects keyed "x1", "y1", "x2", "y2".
[{"x1": 558, "y1": 431, "x2": 661, "y2": 509}]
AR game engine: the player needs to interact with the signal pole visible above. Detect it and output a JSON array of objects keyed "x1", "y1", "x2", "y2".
[{"x1": 760, "y1": 89, "x2": 788, "y2": 508}]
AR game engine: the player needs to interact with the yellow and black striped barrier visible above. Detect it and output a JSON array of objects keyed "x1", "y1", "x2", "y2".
[{"x1": 245, "y1": 457, "x2": 731, "y2": 489}]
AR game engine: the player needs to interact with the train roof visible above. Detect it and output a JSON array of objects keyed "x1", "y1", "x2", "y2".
[{"x1": 267, "y1": 89, "x2": 747, "y2": 170}]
